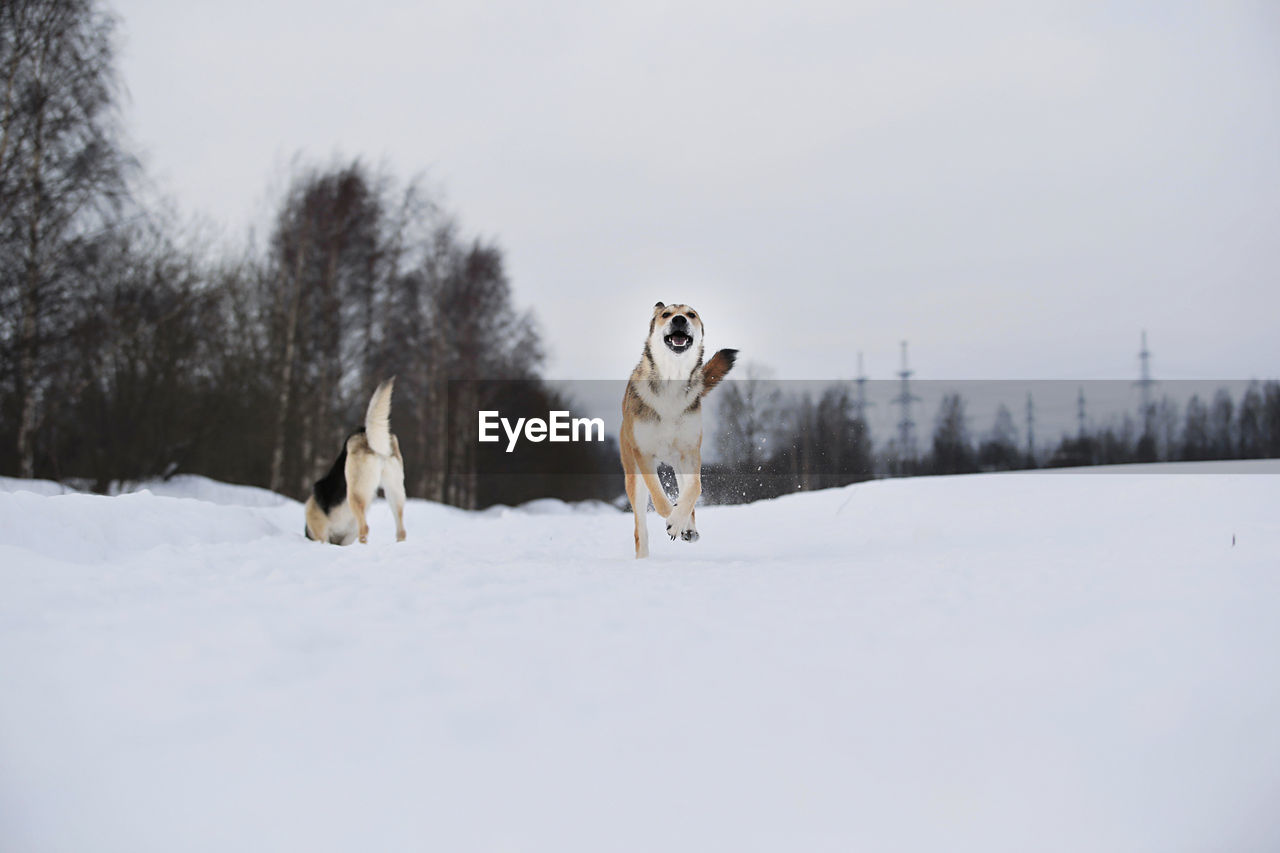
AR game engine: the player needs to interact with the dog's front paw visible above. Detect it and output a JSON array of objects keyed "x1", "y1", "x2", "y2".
[
  {"x1": 396, "y1": 530, "x2": 407, "y2": 542},
  {"x1": 667, "y1": 514, "x2": 698, "y2": 543}
]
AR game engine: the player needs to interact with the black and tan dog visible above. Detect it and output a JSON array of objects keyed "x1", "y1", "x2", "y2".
[
  {"x1": 620, "y1": 302, "x2": 736, "y2": 558},
  {"x1": 304, "y1": 378, "x2": 407, "y2": 545}
]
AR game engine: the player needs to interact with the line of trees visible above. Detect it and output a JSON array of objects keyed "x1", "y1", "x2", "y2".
[
  {"x1": 0, "y1": 0, "x2": 616, "y2": 508},
  {"x1": 708, "y1": 373, "x2": 1280, "y2": 504},
  {"x1": 1047, "y1": 386, "x2": 1280, "y2": 470},
  {"x1": 918, "y1": 385, "x2": 1280, "y2": 475},
  {"x1": 707, "y1": 369, "x2": 876, "y2": 503}
]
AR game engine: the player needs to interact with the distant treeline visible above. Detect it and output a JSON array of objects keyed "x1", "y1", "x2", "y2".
[
  {"x1": 0, "y1": 0, "x2": 616, "y2": 507},
  {"x1": 705, "y1": 375, "x2": 1280, "y2": 504}
]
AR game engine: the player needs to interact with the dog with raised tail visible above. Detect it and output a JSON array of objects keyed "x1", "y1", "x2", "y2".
[
  {"x1": 304, "y1": 378, "x2": 407, "y2": 545},
  {"x1": 620, "y1": 302, "x2": 737, "y2": 558}
]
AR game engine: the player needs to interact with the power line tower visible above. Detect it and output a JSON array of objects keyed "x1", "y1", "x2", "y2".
[
  {"x1": 853, "y1": 352, "x2": 873, "y2": 422},
  {"x1": 1136, "y1": 330, "x2": 1156, "y2": 433},
  {"x1": 1025, "y1": 392, "x2": 1036, "y2": 464},
  {"x1": 893, "y1": 341, "x2": 920, "y2": 464},
  {"x1": 1077, "y1": 386, "x2": 1087, "y2": 438}
]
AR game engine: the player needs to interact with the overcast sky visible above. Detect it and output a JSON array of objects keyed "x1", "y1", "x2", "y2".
[{"x1": 112, "y1": 0, "x2": 1278, "y2": 382}]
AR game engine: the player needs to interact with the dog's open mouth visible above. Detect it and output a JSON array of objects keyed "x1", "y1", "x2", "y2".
[{"x1": 664, "y1": 332, "x2": 693, "y2": 353}]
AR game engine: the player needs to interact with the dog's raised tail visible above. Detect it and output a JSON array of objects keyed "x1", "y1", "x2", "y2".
[
  {"x1": 700, "y1": 349, "x2": 738, "y2": 397},
  {"x1": 364, "y1": 377, "x2": 395, "y2": 456}
]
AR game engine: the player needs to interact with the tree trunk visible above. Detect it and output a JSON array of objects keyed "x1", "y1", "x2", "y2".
[
  {"x1": 268, "y1": 236, "x2": 306, "y2": 493},
  {"x1": 16, "y1": 90, "x2": 45, "y2": 480},
  {"x1": 16, "y1": 300, "x2": 38, "y2": 478}
]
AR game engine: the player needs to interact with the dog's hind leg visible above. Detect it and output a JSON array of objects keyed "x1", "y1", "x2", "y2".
[
  {"x1": 349, "y1": 492, "x2": 371, "y2": 544},
  {"x1": 387, "y1": 484, "x2": 407, "y2": 542},
  {"x1": 622, "y1": 439, "x2": 649, "y2": 558},
  {"x1": 345, "y1": 445, "x2": 382, "y2": 544},
  {"x1": 626, "y1": 471, "x2": 649, "y2": 559},
  {"x1": 383, "y1": 455, "x2": 407, "y2": 543}
]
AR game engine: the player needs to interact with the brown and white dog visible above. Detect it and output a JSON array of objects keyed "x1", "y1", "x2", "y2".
[
  {"x1": 620, "y1": 302, "x2": 736, "y2": 558},
  {"x1": 304, "y1": 378, "x2": 407, "y2": 545}
]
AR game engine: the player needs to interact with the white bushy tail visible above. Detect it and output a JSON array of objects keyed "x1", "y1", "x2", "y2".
[{"x1": 364, "y1": 378, "x2": 394, "y2": 456}]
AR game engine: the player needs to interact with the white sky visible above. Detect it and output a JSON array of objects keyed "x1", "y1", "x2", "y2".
[{"x1": 112, "y1": 0, "x2": 1279, "y2": 381}]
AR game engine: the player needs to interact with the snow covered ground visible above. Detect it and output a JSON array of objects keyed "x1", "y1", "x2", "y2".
[{"x1": 2, "y1": 463, "x2": 1278, "y2": 852}]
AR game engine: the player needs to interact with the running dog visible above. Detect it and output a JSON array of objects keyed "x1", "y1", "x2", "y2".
[
  {"x1": 304, "y1": 378, "x2": 407, "y2": 545},
  {"x1": 620, "y1": 302, "x2": 737, "y2": 558}
]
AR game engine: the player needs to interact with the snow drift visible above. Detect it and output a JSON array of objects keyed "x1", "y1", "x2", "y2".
[{"x1": 2, "y1": 464, "x2": 1279, "y2": 852}]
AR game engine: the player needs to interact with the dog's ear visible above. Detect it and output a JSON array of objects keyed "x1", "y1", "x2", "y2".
[{"x1": 654, "y1": 301, "x2": 665, "y2": 309}]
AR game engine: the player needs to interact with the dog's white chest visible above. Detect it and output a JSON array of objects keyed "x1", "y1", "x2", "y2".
[{"x1": 632, "y1": 408, "x2": 701, "y2": 462}]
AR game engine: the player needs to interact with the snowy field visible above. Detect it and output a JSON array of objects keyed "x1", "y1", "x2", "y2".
[{"x1": 2, "y1": 463, "x2": 1279, "y2": 852}]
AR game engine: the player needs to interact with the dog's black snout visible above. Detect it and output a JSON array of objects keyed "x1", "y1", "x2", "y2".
[{"x1": 671, "y1": 314, "x2": 688, "y2": 328}]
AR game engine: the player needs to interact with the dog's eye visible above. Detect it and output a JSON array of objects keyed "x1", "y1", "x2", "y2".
[
  {"x1": 662, "y1": 312, "x2": 672, "y2": 318},
  {"x1": 687, "y1": 312, "x2": 696, "y2": 319}
]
